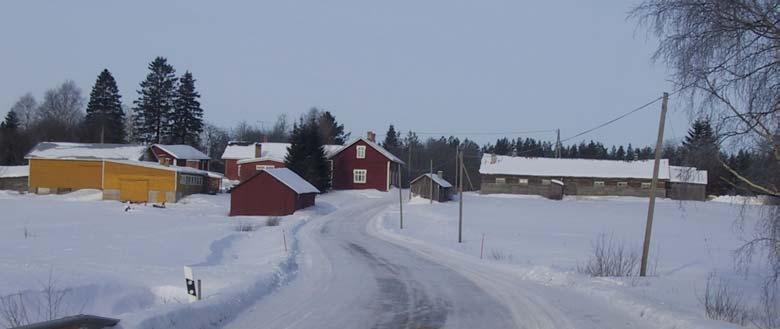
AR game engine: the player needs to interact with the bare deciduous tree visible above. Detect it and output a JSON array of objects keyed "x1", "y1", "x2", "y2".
[
  {"x1": 37, "y1": 80, "x2": 84, "y2": 127},
  {"x1": 10, "y1": 93, "x2": 38, "y2": 130}
]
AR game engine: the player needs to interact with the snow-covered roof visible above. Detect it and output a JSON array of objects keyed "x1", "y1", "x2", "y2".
[
  {"x1": 25, "y1": 142, "x2": 147, "y2": 160},
  {"x1": 330, "y1": 138, "x2": 405, "y2": 164},
  {"x1": 227, "y1": 142, "x2": 343, "y2": 163},
  {"x1": 0, "y1": 165, "x2": 28, "y2": 178},
  {"x1": 669, "y1": 166, "x2": 707, "y2": 185},
  {"x1": 262, "y1": 168, "x2": 320, "y2": 194},
  {"x1": 411, "y1": 173, "x2": 453, "y2": 188},
  {"x1": 479, "y1": 154, "x2": 670, "y2": 180},
  {"x1": 106, "y1": 159, "x2": 221, "y2": 177},
  {"x1": 221, "y1": 142, "x2": 260, "y2": 160},
  {"x1": 153, "y1": 144, "x2": 210, "y2": 160}
]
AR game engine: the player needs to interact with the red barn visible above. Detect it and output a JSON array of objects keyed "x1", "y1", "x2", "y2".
[
  {"x1": 329, "y1": 133, "x2": 405, "y2": 192},
  {"x1": 230, "y1": 168, "x2": 320, "y2": 216},
  {"x1": 151, "y1": 144, "x2": 210, "y2": 170},
  {"x1": 221, "y1": 142, "x2": 262, "y2": 180}
]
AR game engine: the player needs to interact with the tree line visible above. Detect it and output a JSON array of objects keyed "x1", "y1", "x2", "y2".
[{"x1": 0, "y1": 56, "x2": 204, "y2": 165}]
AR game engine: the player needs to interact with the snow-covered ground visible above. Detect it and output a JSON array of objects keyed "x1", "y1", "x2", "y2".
[
  {"x1": 378, "y1": 192, "x2": 767, "y2": 328},
  {"x1": 0, "y1": 189, "x2": 332, "y2": 328}
]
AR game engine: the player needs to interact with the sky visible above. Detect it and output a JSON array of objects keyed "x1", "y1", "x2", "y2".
[{"x1": 0, "y1": 0, "x2": 688, "y2": 147}]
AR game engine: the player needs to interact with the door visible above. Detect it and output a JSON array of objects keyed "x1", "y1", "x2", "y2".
[{"x1": 120, "y1": 180, "x2": 149, "y2": 202}]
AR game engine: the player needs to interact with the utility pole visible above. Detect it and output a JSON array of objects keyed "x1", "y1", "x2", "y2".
[
  {"x1": 458, "y1": 151, "x2": 464, "y2": 243},
  {"x1": 408, "y1": 144, "x2": 413, "y2": 201},
  {"x1": 398, "y1": 169, "x2": 403, "y2": 229},
  {"x1": 429, "y1": 160, "x2": 433, "y2": 204},
  {"x1": 640, "y1": 92, "x2": 669, "y2": 277},
  {"x1": 555, "y1": 128, "x2": 561, "y2": 158},
  {"x1": 454, "y1": 147, "x2": 459, "y2": 190}
]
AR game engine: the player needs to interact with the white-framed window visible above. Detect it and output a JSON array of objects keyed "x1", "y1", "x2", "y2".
[
  {"x1": 353, "y1": 169, "x2": 367, "y2": 184},
  {"x1": 617, "y1": 181, "x2": 628, "y2": 188},
  {"x1": 594, "y1": 181, "x2": 605, "y2": 187},
  {"x1": 641, "y1": 182, "x2": 652, "y2": 189},
  {"x1": 256, "y1": 165, "x2": 275, "y2": 170},
  {"x1": 495, "y1": 177, "x2": 506, "y2": 184},
  {"x1": 542, "y1": 179, "x2": 551, "y2": 185},
  {"x1": 518, "y1": 178, "x2": 528, "y2": 185},
  {"x1": 181, "y1": 175, "x2": 203, "y2": 186},
  {"x1": 356, "y1": 145, "x2": 366, "y2": 159}
]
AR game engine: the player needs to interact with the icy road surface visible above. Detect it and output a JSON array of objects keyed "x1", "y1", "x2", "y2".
[{"x1": 226, "y1": 192, "x2": 652, "y2": 329}]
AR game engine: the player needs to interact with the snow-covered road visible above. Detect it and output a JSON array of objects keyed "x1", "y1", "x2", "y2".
[{"x1": 226, "y1": 192, "x2": 653, "y2": 329}]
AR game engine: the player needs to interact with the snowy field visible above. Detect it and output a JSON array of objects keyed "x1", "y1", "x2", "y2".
[
  {"x1": 0, "y1": 189, "x2": 344, "y2": 328},
  {"x1": 378, "y1": 193, "x2": 767, "y2": 328}
]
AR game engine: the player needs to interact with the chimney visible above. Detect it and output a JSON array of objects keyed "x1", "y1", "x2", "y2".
[
  {"x1": 367, "y1": 131, "x2": 376, "y2": 143},
  {"x1": 437, "y1": 170, "x2": 444, "y2": 179},
  {"x1": 254, "y1": 143, "x2": 262, "y2": 158},
  {"x1": 490, "y1": 153, "x2": 497, "y2": 164}
]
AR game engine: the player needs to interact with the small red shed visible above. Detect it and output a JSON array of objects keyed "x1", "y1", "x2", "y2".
[
  {"x1": 229, "y1": 168, "x2": 320, "y2": 216},
  {"x1": 329, "y1": 133, "x2": 405, "y2": 192}
]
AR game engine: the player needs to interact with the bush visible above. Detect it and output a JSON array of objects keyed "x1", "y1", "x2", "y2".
[
  {"x1": 266, "y1": 217, "x2": 281, "y2": 227},
  {"x1": 577, "y1": 233, "x2": 639, "y2": 277},
  {"x1": 0, "y1": 271, "x2": 79, "y2": 328},
  {"x1": 489, "y1": 249, "x2": 513, "y2": 262},
  {"x1": 700, "y1": 273, "x2": 749, "y2": 326},
  {"x1": 233, "y1": 221, "x2": 260, "y2": 232}
]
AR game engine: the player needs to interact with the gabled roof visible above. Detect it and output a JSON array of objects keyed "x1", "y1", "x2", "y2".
[
  {"x1": 410, "y1": 173, "x2": 453, "y2": 188},
  {"x1": 479, "y1": 154, "x2": 671, "y2": 180},
  {"x1": 227, "y1": 142, "x2": 343, "y2": 163},
  {"x1": 153, "y1": 144, "x2": 210, "y2": 160},
  {"x1": 670, "y1": 165, "x2": 707, "y2": 185},
  {"x1": 329, "y1": 138, "x2": 405, "y2": 164},
  {"x1": 25, "y1": 142, "x2": 147, "y2": 160},
  {"x1": 236, "y1": 168, "x2": 320, "y2": 194},
  {"x1": 221, "y1": 141, "x2": 260, "y2": 159}
]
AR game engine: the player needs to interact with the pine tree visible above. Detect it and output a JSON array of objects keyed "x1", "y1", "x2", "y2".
[
  {"x1": 317, "y1": 110, "x2": 349, "y2": 145},
  {"x1": 84, "y1": 69, "x2": 125, "y2": 143},
  {"x1": 133, "y1": 57, "x2": 178, "y2": 144},
  {"x1": 170, "y1": 71, "x2": 204, "y2": 146},
  {"x1": 0, "y1": 111, "x2": 21, "y2": 165},
  {"x1": 494, "y1": 138, "x2": 511, "y2": 155},
  {"x1": 1, "y1": 110, "x2": 19, "y2": 130},
  {"x1": 682, "y1": 119, "x2": 725, "y2": 194},
  {"x1": 382, "y1": 124, "x2": 402, "y2": 157},
  {"x1": 626, "y1": 144, "x2": 634, "y2": 161},
  {"x1": 284, "y1": 115, "x2": 331, "y2": 191},
  {"x1": 616, "y1": 145, "x2": 626, "y2": 161}
]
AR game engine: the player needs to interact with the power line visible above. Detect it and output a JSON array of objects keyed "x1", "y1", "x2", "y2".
[{"x1": 560, "y1": 96, "x2": 664, "y2": 143}]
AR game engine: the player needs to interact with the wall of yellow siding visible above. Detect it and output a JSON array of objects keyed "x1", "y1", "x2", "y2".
[
  {"x1": 103, "y1": 162, "x2": 176, "y2": 202},
  {"x1": 29, "y1": 158, "x2": 103, "y2": 190}
]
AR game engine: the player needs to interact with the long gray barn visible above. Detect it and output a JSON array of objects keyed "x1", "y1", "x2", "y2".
[{"x1": 479, "y1": 154, "x2": 707, "y2": 201}]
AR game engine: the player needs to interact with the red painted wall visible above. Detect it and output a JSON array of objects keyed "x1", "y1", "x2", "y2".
[
  {"x1": 151, "y1": 146, "x2": 208, "y2": 170},
  {"x1": 331, "y1": 140, "x2": 397, "y2": 191},
  {"x1": 224, "y1": 159, "x2": 239, "y2": 180},
  {"x1": 229, "y1": 171, "x2": 316, "y2": 216},
  {"x1": 237, "y1": 160, "x2": 285, "y2": 182}
]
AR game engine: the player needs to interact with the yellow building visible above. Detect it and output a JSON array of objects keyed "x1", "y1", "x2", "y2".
[{"x1": 26, "y1": 142, "x2": 220, "y2": 203}]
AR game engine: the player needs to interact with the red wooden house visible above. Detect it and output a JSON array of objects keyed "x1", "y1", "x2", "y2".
[
  {"x1": 329, "y1": 133, "x2": 405, "y2": 192},
  {"x1": 151, "y1": 144, "x2": 211, "y2": 170},
  {"x1": 221, "y1": 141, "x2": 262, "y2": 180},
  {"x1": 229, "y1": 168, "x2": 320, "y2": 216}
]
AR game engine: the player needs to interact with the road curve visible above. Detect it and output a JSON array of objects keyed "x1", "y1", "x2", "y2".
[{"x1": 225, "y1": 192, "x2": 516, "y2": 329}]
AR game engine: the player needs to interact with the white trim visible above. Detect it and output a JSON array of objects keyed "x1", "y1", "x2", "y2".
[
  {"x1": 386, "y1": 161, "x2": 390, "y2": 191},
  {"x1": 353, "y1": 169, "x2": 367, "y2": 184},
  {"x1": 356, "y1": 145, "x2": 366, "y2": 159}
]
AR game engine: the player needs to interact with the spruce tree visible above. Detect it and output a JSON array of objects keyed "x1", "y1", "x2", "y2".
[
  {"x1": 133, "y1": 57, "x2": 178, "y2": 144},
  {"x1": 284, "y1": 115, "x2": 331, "y2": 191},
  {"x1": 382, "y1": 124, "x2": 402, "y2": 157},
  {"x1": 317, "y1": 110, "x2": 349, "y2": 145},
  {"x1": 170, "y1": 71, "x2": 204, "y2": 146},
  {"x1": 84, "y1": 69, "x2": 125, "y2": 143},
  {"x1": 682, "y1": 119, "x2": 725, "y2": 194},
  {"x1": 0, "y1": 111, "x2": 21, "y2": 165},
  {"x1": 494, "y1": 138, "x2": 511, "y2": 155}
]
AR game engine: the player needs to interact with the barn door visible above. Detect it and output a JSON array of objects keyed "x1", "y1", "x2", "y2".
[{"x1": 120, "y1": 180, "x2": 149, "y2": 202}]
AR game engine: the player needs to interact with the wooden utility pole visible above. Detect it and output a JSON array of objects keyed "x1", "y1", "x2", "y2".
[
  {"x1": 458, "y1": 151, "x2": 464, "y2": 243},
  {"x1": 408, "y1": 144, "x2": 413, "y2": 201},
  {"x1": 429, "y1": 160, "x2": 433, "y2": 204},
  {"x1": 640, "y1": 92, "x2": 669, "y2": 277},
  {"x1": 555, "y1": 129, "x2": 561, "y2": 158},
  {"x1": 398, "y1": 168, "x2": 404, "y2": 229},
  {"x1": 454, "y1": 148, "x2": 459, "y2": 190}
]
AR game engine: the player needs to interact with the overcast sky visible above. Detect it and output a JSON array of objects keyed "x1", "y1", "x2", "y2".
[{"x1": 0, "y1": 1, "x2": 688, "y2": 147}]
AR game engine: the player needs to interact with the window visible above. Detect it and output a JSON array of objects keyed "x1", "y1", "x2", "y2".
[
  {"x1": 356, "y1": 145, "x2": 366, "y2": 159},
  {"x1": 256, "y1": 165, "x2": 275, "y2": 170},
  {"x1": 641, "y1": 182, "x2": 652, "y2": 189},
  {"x1": 541, "y1": 179, "x2": 551, "y2": 185},
  {"x1": 495, "y1": 177, "x2": 506, "y2": 184},
  {"x1": 353, "y1": 169, "x2": 367, "y2": 183},
  {"x1": 518, "y1": 178, "x2": 528, "y2": 185},
  {"x1": 181, "y1": 175, "x2": 203, "y2": 186},
  {"x1": 594, "y1": 181, "x2": 605, "y2": 187},
  {"x1": 617, "y1": 182, "x2": 628, "y2": 188}
]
